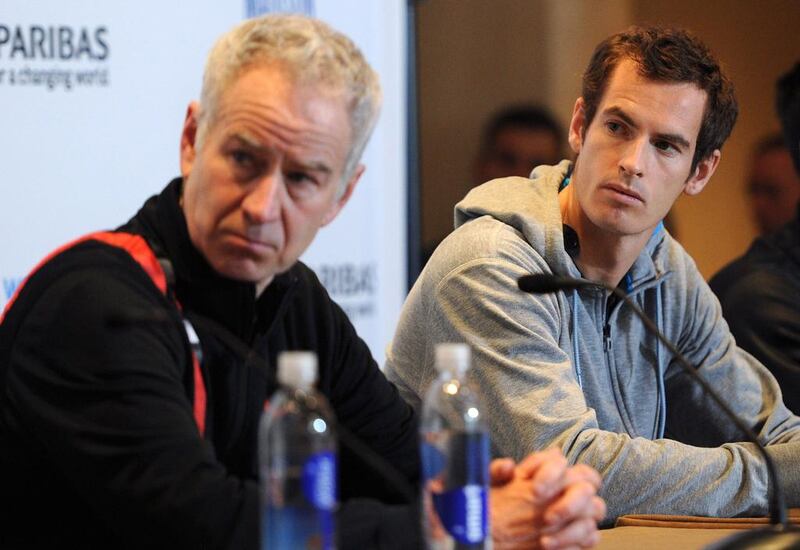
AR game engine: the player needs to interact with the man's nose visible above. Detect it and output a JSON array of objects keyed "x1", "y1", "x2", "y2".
[
  {"x1": 242, "y1": 172, "x2": 281, "y2": 223},
  {"x1": 619, "y1": 138, "x2": 646, "y2": 178}
]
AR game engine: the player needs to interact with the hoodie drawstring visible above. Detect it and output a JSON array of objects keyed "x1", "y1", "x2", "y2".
[
  {"x1": 654, "y1": 284, "x2": 666, "y2": 439},
  {"x1": 572, "y1": 290, "x2": 583, "y2": 390}
]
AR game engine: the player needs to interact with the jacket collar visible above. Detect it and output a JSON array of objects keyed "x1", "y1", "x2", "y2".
[{"x1": 123, "y1": 177, "x2": 299, "y2": 343}]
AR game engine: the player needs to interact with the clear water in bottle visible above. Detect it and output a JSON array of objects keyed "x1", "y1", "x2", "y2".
[
  {"x1": 259, "y1": 351, "x2": 337, "y2": 550},
  {"x1": 420, "y1": 343, "x2": 490, "y2": 550}
]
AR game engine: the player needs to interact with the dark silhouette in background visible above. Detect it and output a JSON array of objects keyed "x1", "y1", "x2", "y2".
[
  {"x1": 746, "y1": 133, "x2": 800, "y2": 236},
  {"x1": 423, "y1": 104, "x2": 566, "y2": 265},
  {"x1": 711, "y1": 60, "x2": 800, "y2": 414},
  {"x1": 473, "y1": 104, "x2": 565, "y2": 184}
]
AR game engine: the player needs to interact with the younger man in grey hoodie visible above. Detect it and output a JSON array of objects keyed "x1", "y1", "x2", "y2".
[{"x1": 387, "y1": 26, "x2": 800, "y2": 521}]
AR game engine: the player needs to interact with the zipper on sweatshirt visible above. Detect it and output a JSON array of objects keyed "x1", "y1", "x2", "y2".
[
  {"x1": 603, "y1": 322, "x2": 612, "y2": 352},
  {"x1": 601, "y1": 290, "x2": 639, "y2": 437},
  {"x1": 602, "y1": 292, "x2": 617, "y2": 352}
]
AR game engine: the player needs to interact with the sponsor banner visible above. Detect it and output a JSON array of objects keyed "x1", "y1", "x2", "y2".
[{"x1": 0, "y1": 0, "x2": 407, "y2": 365}]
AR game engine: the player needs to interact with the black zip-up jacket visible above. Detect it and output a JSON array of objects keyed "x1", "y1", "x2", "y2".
[
  {"x1": 711, "y1": 208, "x2": 800, "y2": 415},
  {"x1": 0, "y1": 179, "x2": 419, "y2": 549}
]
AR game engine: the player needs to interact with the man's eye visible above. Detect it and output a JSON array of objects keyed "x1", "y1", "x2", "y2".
[
  {"x1": 231, "y1": 150, "x2": 254, "y2": 166},
  {"x1": 287, "y1": 171, "x2": 315, "y2": 185},
  {"x1": 229, "y1": 150, "x2": 261, "y2": 180},
  {"x1": 606, "y1": 121, "x2": 624, "y2": 135},
  {"x1": 654, "y1": 141, "x2": 677, "y2": 154}
]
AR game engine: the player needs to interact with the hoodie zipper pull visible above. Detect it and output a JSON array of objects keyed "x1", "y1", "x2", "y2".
[{"x1": 603, "y1": 291, "x2": 617, "y2": 353}]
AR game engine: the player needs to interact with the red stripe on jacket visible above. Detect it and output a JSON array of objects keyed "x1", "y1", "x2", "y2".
[{"x1": 1, "y1": 231, "x2": 207, "y2": 435}]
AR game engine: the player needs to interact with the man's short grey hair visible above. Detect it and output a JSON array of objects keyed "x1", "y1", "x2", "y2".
[{"x1": 197, "y1": 14, "x2": 382, "y2": 186}]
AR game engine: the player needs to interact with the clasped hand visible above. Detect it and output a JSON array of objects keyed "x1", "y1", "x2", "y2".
[{"x1": 490, "y1": 448, "x2": 606, "y2": 549}]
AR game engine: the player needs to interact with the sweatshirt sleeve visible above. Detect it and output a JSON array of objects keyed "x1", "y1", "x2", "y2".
[
  {"x1": 658, "y1": 253, "x2": 800, "y2": 514},
  {"x1": 386, "y1": 229, "x2": 800, "y2": 522},
  {"x1": 5, "y1": 258, "x2": 258, "y2": 549}
]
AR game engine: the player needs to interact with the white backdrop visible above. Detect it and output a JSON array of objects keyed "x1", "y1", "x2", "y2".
[{"x1": 0, "y1": 0, "x2": 408, "y2": 364}]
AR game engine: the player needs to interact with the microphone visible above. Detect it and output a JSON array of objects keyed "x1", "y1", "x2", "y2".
[
  {"x1": 518, "y1": 274, "x2": 586, "y2": 293},
  {"x1": 518, "y1": 273, "x2": 800, "y2": 548}
]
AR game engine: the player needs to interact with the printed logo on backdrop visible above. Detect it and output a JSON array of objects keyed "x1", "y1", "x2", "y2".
[
  {"x1": 0, "y1": 23, "x2": 110, "y2": 91},
  {"x1": 245, "y1": 0, "x2": 315, "y2": 18},
  {"x1": 312, "y1": 262, "x2": 378, "y2": 322}
]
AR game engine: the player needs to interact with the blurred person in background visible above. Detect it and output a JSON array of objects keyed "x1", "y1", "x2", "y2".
[
  {"x1": 474, "y1": 104, "x2": 565, "y2": 183},
  {"x1": 711, "y1": 61, "x2": 800, "y2": 414},
  {"x1": 746, "y1": 133, "x2": 800, "y2": 235},
  {"x1": 423, "y1": 105, "x2": 566, "y2": 265}
]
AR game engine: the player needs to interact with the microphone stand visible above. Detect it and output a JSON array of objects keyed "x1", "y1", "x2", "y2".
[{"x1": 518, "y1": 274, "x2": 800, "y2": 549}]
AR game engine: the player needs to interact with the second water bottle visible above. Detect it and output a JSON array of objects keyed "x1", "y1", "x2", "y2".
[
  {"x1": 259, "y1": 351, "x2": 337, "y2": 550},
  {"x1": 420, "y1": 343, "x2": 490, "y2": 549}
]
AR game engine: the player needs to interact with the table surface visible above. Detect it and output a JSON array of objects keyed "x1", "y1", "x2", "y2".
[{"x1": 596, "y1": 526, "x2": 742, "y2": 549}]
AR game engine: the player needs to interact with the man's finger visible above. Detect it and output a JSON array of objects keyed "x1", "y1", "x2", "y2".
[
  {"x1": 542, "y1": 481, "x2": 599, "y2": 528},
  {"x1": 516, "y1": 447, "x2": 563, "y2": 479},
  {"x1": 539, "y1": 517, "x2": 600, "y2": 550},
  {"x1": 490, "y1": 457, "x2": 517, "y2": 486},
  {"x1": 528, "y1": 452, "x2": 568, "y2": 502},
  {"x1": 563, "y1": 464, "x2": 602, "y2": 491},
  {"x1": 590, "y1": 496, "x2": 607, "y2": 523}
]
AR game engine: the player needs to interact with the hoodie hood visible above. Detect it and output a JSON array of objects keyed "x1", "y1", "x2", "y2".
[
  {"x1": 454, "y1": 160, "x2": 667, "y2": 286},
  {"x1": 455, "y1": 161, "x2": 575, "y2": 278}
]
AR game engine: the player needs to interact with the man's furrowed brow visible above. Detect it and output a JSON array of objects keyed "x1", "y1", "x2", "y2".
[
  {"x1": 291, "y1": 157, "x2": 333, "y2": 176},
  {"x1": 230, "y1": 132, "x2": 266, "y2": 150},
  {"x1": 604, "y1": 106, "x2": 638, "y2": 129},
  {"x1": 229, "y1": 132, "x2": 334, "y2": 174},
  {"x1": 304, "y1": 161, "x2": 332, "y2": 174},
  {"x1": 654, "y1": 131, "x2": 691, "y2": 151},
  {"x1": 604, "y1": 106, "x2": 692, "y2": 150}
]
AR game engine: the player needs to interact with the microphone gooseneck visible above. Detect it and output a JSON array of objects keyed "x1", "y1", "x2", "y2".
[{"x1": 518, "y1": 273, "x2": 793, "y2": 533}]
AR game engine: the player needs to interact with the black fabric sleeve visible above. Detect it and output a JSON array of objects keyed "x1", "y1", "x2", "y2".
[
  {"x1": 286, "y1": 268, "x2": 421, "y2": 505},
  {"x1": 5, "y1": 257, "x2": 258, "y2": 549},
  {"x1": 327, "y1": 296, "x2": 420, "y2": 503},
  {"x1": 720, "y1": 269, "x2": 800, "y2": 415}
]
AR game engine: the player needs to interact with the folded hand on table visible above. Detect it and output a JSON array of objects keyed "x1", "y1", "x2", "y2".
[{"x1": 489, "y1": 448, "x2": 606, "y2": 549}]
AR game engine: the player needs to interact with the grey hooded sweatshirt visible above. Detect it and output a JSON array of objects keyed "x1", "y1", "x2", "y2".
[{"x1": 386, "y1": 161, "x2": 800, "y2": 521}]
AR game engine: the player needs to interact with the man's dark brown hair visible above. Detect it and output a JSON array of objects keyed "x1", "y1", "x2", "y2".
[{"x1": 581, "y1": 26, "x2": 738, "y2": 175}]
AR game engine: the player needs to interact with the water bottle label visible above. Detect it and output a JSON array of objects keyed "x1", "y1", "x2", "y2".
[
  {"x1": 432, "y1": 484, "x2": 488, "y2": 544},
  {"x1": 302, "y1": 451, "x2": 337, "y2": 511},
  {"x1": 420, "y1": 440, "x2": 447, "y2": 480},
  {"x1": 421, "y1": 433, "x2": 490, "y2": 483},
  {"x1": 263, "y1": 505, "x2": 335, "y2": 550}
]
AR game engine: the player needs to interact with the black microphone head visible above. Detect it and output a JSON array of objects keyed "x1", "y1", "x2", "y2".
[{"x1": 518, "y1": 274, "x2": 584, "y2": 293}]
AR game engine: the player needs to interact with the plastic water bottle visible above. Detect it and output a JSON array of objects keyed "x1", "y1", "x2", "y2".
[
  {"x1": 259, "y1": 351, "x2": 337, "y2": 550},
  {"x1": 420, "y1": 343, "x2": 490, "y2": 549}
]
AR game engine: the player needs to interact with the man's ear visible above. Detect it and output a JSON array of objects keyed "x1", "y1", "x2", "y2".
[
  {"x1": 684, "y1": 149, "x2": 721, "y2": 196},
  {"x1": 180, "y1": 102, "x2": 201, "y2": 179},
  {"x1": 321, "y1": 164, "x2": 365, "y2": 227},
  {"x1": 568, "y1": 97, "x2": 586, "y2": 155}
]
